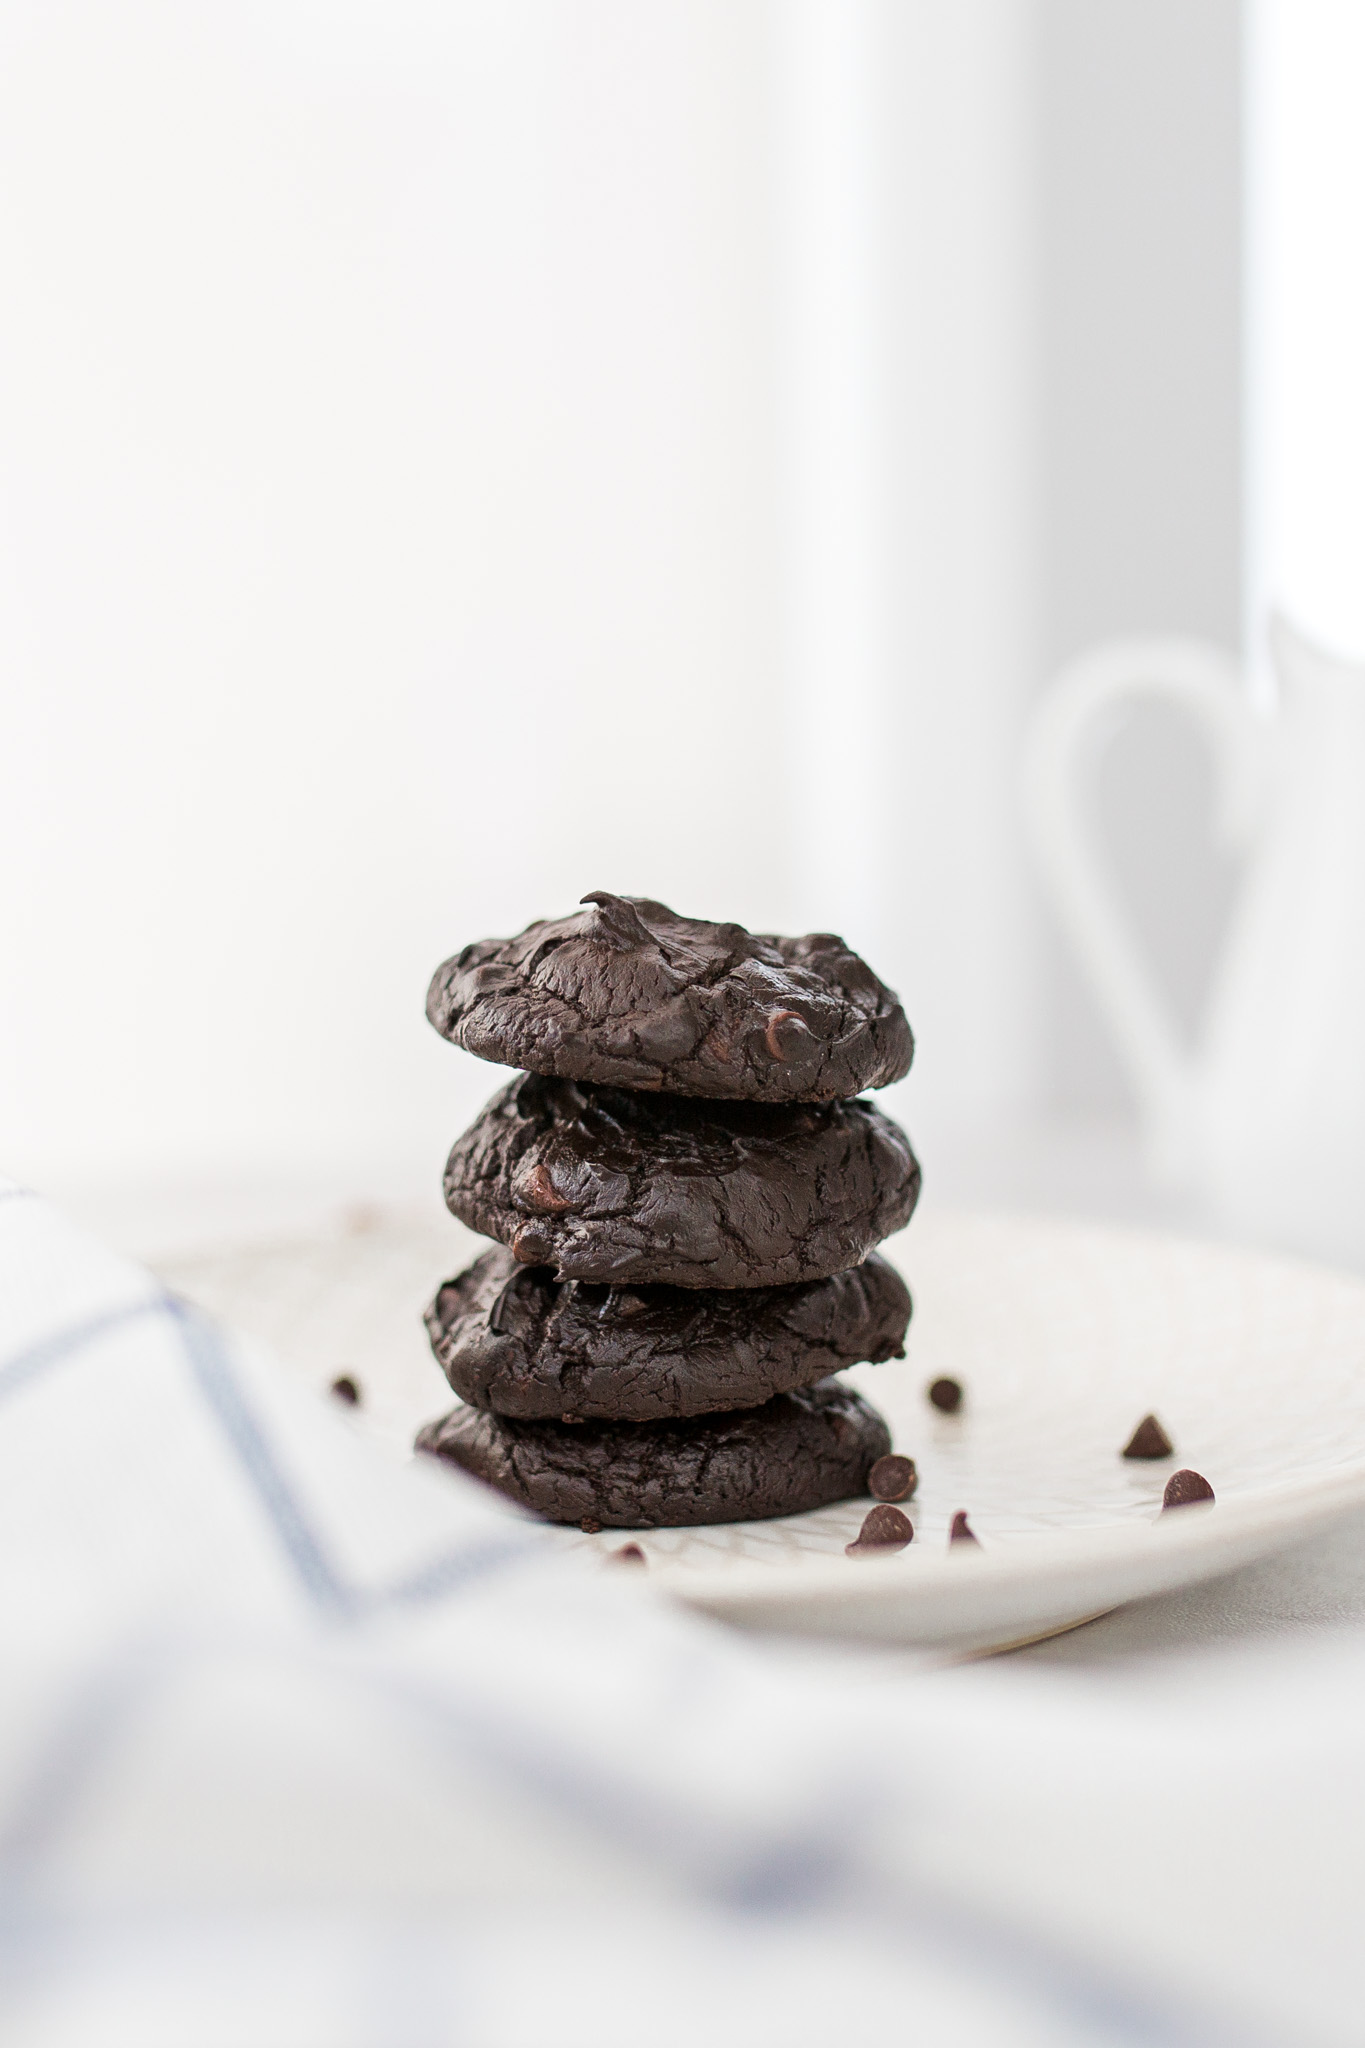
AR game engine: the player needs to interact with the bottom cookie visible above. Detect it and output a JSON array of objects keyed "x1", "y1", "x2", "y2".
[{"x1": 415, "y1": 1376, "x2": 891, "y2": 1528}]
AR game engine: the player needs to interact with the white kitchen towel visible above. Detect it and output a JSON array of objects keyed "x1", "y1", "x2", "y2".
[{"x1": 0, "y1": 1176, "x2": 1357, "y2": 2047}]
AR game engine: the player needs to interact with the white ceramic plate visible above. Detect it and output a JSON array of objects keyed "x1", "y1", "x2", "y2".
[{"x1": 159, "y1": 1208, "x2": 1365, "y2": 1656}]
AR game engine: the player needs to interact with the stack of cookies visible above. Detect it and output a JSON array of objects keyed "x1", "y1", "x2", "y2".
[{"x1": 415, "y1": 893, "x2": 920, "y2": 1530}]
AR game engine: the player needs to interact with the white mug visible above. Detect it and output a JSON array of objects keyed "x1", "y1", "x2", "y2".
[{"x1": 1023, "y1": 618, "x2": 1365, "y2": 1262}]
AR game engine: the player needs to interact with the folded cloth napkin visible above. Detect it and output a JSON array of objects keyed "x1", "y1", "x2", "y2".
[{"x1": 0, "y1": 1178, "x2": 1360, "y2": 2047}]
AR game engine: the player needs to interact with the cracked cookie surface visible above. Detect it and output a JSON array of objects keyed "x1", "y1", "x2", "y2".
[
  {"x1": 425, "y1": 1244, "x2": 912, "y2": 1421},
  {"x1": 443, "y1": 1072, "x2": 921, "y2": 1289},
  {"x1": 415, "y1": 1376, "x2": 892, "y2": 1526},
  {"x1": 426, "y1": 892, "x2": 912, "y2": 1101}
]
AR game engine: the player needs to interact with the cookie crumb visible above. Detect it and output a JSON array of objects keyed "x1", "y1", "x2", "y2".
[
  {"x1": 560, "y1": 1412, "x2": 584, "y2": 1426},
  {"x1": 868, "y1": 1453, "x2": 917, "y2": 1502},
  {"x1": 608, "y1": 1543, "x2": 646, "y2": 1567},
  {"x1": 330, "y1": 1375, "x2": 361, "y2": 1407},
  {"x1": 949, "y1": 1510, "x2": 980, "y2": 1547},
  {"x1": 1123, "y1": 1413, "x2": 1174, "y2": 1460},
  {"x1": 1162, "y1": 1469, "x2": 1215, "y2": 1512},
  {"x1": 580, "y1": 1517, "x2": 603, "y2": 1534},
  {"x1": 846, "y1": 1504, "x2": 913, "y2": 1555},
  {"x1": 928, "y1": 1377, "x2": 963, "y2": 1414}
]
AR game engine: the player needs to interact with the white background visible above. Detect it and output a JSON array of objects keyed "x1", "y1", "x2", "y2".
[{"x1": 0, "y1": 1, "x2": 1244, "y2": 1245}]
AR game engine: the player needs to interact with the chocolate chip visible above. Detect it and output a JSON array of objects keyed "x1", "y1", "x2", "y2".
[
  {"x1": 579, "y1": 890, "x2": 656, "y2": 950},
  {"x1": 512, "y1": 1224, "x2": 553, "y2": 1265},
  {"x1": 330, "y1": 1375, "x2": 361, "y2": 1406},
  {"x1": 486, "y1": 1276, "x2": 522, "y2": 1335},
  {"x1": 868, "y1": 1453, "x2": 917, "y2": 1502},
  {"x1": 1122, "y1": 1413, "x2": 1174, "y2": 1460},
  {"x1": 580, "y1": 1516, "x2": 603, "y2": 1534},
  {"x1": 608, "y1": 1543, "x2": 647, "y2": 1566},
  {"x1": 705, "y1": 1026, "x2": 735, "y2": 1065},
  {"x1": 846, "y1": 1503, "x2": 913, "y2": 1554},
  {"x1": 949, "y1": 1510, "x2": 980, "y2": 1546},
  {"x1": 1162, "y1": 1469, "x2": 1215, "y2": 1512},
  {"x1": 522, "y1": 1162, "x2": 573, "y2": 1214},
  {"x1": 928, "y1": 1377, "x2": 963, "y2": 1414},
  {"x1": 763, "y1": 1008, "x2": 810, "y2": 1061}
]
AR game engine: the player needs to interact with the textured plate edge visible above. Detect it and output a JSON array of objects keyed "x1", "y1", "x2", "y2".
[{"x1": 652, "y1": 1462, "x2": 1365, "y2": 1641}]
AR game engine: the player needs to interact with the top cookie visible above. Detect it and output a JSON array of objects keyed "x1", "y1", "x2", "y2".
[{"x1": 426, "y1": 892, "x2": 913, "y2": 1102}]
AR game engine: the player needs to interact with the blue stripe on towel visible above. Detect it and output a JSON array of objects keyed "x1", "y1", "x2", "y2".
[
  {"x1": 167, "y1": 1299, "x2": 356, "y2": 1618},
  {"x1": 0, "y1": 1297, "x2": 169, "y2": 1406}
]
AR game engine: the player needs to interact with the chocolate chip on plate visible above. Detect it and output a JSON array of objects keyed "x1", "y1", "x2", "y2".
[
  {"x1": 1161, "y1": 1469, "x2": 1214, "y2": 1512},
  {"x1": 927, "y1": 1377, "x2": 963, "y2": 1414},
  {"x1": 608, "y1": 1543, "x2": 647, "y2": 1566},
  {"x1": 949, "y1": 1510, "x2": 980, "y2": 1547},
  {"x1": 846, "y1": 1503, "x2": 914, "y2": 1555},
  {"x1": 1122, "y1": 1413, "x2": 1174, "y2": 1460},
  {"x1": 868, "y1": 1453, "x2": 917, "y2": 1502},
  {"x1": 330, "y1": 1374, "x2": 361, "y2": 1406}
]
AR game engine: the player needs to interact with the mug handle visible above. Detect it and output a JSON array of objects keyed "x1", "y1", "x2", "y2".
[{"x1": 1021, "y1": 638, "x2": 1269, "y2": 1176}]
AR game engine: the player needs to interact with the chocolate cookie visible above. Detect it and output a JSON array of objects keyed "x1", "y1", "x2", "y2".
[
  {"x1": 425, "y1": 1245, "x2": 912, "y2": 1421},
  {"x1": 443, "y1": 1072, "x2": 921, "y2": 1288},
  {"x1": 426, "y1": 892, "x2": 912, "y2": 1102},
  {"x1": 415, "y1": 1377, "x2": 891, "y2": 1527}
]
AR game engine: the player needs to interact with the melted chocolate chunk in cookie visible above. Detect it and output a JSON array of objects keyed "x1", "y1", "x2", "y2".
[
  {"x1": 426, "y1": 1244, "x2": 912, "y2": 1421},
  {"x1": 443, "y1": 1072, "x2": 920, "y2": 1289},
  {"x1": 416, "y1": 1377, "x2": 891, "y2": 1528},
  {"x1": 427, "y1": 892, "x2": 913, "y2": 1102}
]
